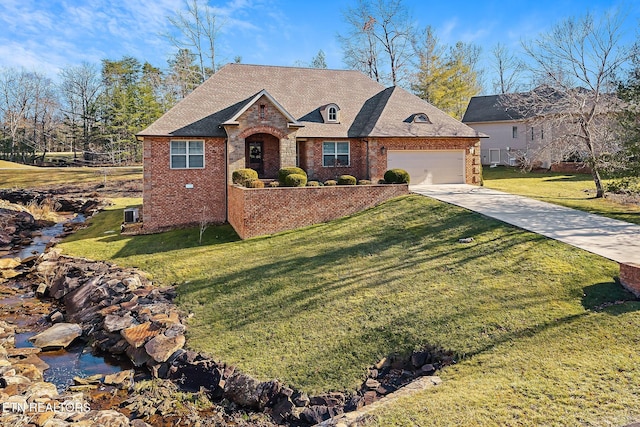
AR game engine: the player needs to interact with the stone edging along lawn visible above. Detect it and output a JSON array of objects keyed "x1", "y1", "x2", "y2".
[{"x1": 29, "y1": 250, "x2": 452, "y2": 425}]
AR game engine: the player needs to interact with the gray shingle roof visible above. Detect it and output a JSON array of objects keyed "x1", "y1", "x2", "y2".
[
  {"x1": 461, "y1": 94, "x2": 525, "y2": 123},
  {"x1": 138, "y1": 64, "x2": 480, "y2": 139}
]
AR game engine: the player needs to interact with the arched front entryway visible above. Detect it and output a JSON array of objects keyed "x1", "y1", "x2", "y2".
[{"x1": 245, "y1": 133, "x2": 280, "y2": 179}]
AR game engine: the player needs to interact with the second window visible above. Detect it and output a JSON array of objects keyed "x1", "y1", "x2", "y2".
[{"x1": 323, "y1": 142, "x2": 350, "y2": 167}]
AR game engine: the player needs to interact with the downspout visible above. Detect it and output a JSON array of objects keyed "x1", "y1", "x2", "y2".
[
  {"x1": 224, "y1": 137, "x2": 228, "y2": 223},
  {"x1": 364, "y1": 139, "x2": 370, "y2": 180}
]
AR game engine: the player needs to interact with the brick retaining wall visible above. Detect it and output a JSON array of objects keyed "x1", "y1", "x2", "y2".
[
  {"x1": 228, "y1": 184, "x2": 409, "y2": 239},
  {"x1": 550, "y1": 162, "x2": 592, "y2": 174},
  {"x1": 620, "y1": 263, "x2": 640, "y2": 298}
]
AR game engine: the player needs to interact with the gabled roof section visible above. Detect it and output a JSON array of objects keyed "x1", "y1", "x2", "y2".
[
  {"x1": 462, "y1": 94, "x2": 525, "y2": 123},
  {"x1": 138, "y1": 63, "x2": 482, "y2": 139},
  {"x1": 362, "y1": 86, "x2": 482, "y2": 138},
  {"x1": 222, "y1": 89, "x2": 303, "y2": 127}
]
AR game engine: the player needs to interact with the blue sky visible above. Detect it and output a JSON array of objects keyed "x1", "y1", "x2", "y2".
[{"x1": 0, "y1": 0, "x2": 637, "y2": 87}]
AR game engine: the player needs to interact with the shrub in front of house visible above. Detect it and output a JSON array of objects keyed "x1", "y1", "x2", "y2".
[
  {"x1": 269, "y1": 181, "x2": 280, "y2": 187},
  {"x1": 324, "y1": 180, "x2": 337, "y2": 186},
  {"x1": 232, "y1": 168, "x2": 258, "y2": 186},
  {"x1": 284, "y1": 173, "x2": 307, "y2": 187},
  {"x1": 246, "y1": 179, "x2": 265, "y2": 188},
  {"x1": 278, "y1": 167, "x2": 307, "y2": 185},
  {"x1": 337, "y1": 175, "x2": 357, "y2": 185},
  {"x1": 384, "y1": 168, "x2": 410, "y2": 184},
  {"x1": 306, "y1": 180, "x2": 322, "y2": 187},
  {"x1": 357, "y1": 179, "x2": 372, "y2": 185}
]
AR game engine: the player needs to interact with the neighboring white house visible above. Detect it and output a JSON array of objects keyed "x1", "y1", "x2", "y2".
[{"x1": 462, "y1": 94, "x2": 553, "y2": 167}]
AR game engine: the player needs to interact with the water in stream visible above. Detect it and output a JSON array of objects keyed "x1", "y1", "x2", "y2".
[
  {"x1": 10, "y1": 213, "x2": 85, "y2": 260},
  {"x1": 2, "y1": 213, "x2": 132, "y2": 392},
  {"x1": 14, "y1": 332, "x2": 132, "y2": 392}
]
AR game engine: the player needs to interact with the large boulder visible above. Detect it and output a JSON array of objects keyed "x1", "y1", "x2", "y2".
[
  {"x1": 144, "y1": 334, "x2": 185, "y2": 363},
  {"x1": 29, "y1": 323, "x2": 82, "y2": 350}
]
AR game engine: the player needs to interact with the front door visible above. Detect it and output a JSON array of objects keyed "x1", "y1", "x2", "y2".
[{"x1": 246, "y1": 141, "x2": 264, "y2": 176}]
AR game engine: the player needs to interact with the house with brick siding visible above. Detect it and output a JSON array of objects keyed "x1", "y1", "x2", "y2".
[{"x1": 137, "y1": 64, "x2": 483, "y2": 233}]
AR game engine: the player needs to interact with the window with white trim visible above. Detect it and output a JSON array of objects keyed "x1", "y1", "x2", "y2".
[
  {"x1": 512, "y1": 126, "x2": 518, "y2": 138},
  {"x1": 170, "y1": 140, "x2": 204, "y2": 169},
  {"x1": 328, "y1": 106, "x2": 337, "y2": 121},
  {"x1": 323, "y1": 141, "x2": 350, "y2": 167}
]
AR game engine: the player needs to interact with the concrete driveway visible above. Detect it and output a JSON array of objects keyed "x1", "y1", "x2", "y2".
[{"x1": 411, "y1": 184, "x2": 640, "y2": 265}]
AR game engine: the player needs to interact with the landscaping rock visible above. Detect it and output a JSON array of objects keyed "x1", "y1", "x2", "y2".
[
  {"x1": 103, "y1": 313, "x2": 135, "y2": 333},
  {"x1": 144, "y1": 333, "x2": 185, "y2": 363},
  {"x1": 103, "y1": 370, "x2": 134, "y2": 389},
  {"x1": 224, "y1": 373, "x2": 262, "y2": 409},
  {"x1": 121, "y1": 322, "x2": 160, "y2": 348},
  {"x1": 29, "y1": 323, "x2": 82, "y2": 349},
  {"x1": 0, "y1": 258, "x2": 21, "y2": 270},
  {"x1": 24, "y1": 381, "x2": 59, "y2": 401},
  {"x1": 80, "y1": 409, "x2": 130, "y2": 427}
]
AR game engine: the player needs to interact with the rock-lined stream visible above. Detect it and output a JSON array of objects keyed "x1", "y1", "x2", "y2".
[
  {"x1": 14, "y1": 331, "x2": 132, "y2": 392},
  {"x1": 8, "y1": 213, "x2": 85, "y2": 261},
  {"x1": 2, "y1": 213, "x2": 130, "y2": 394}
]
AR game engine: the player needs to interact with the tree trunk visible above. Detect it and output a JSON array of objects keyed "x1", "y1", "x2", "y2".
[{"x1": 591, "y1": 167, "x2": 604, "y2": 198}]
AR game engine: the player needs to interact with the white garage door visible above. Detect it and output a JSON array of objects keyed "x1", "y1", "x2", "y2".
[{"x1": 387, "y1": 150, "x2": 465, "y2": 185}]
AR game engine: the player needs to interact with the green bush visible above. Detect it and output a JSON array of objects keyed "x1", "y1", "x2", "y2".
[
  {"x1": 269, "y1": 181, "x2": 280, "y2": 187},
  {"x1": 284, "y1": 173, "x2": 307, "y2": 187},
  {"x1": 246, "y1": 179, "x2": 265, "y2": 188},
  {"x1": 232, "y1": 168, "x2": 258, "y2": 186},
  {"x1": 324, "y1": 180, "x2": 337, "y2": 186},
  {"x1": 337, "y1": 175, "x2": 357, "y2": 185},
  {"x1": 307, "y1": 180, "x2": 322, "y2": 187},
  {"x1": 357, "y1": 179, "x2": 372, "y2": 185},
  {"x1": 606, "y1": 177, "x2": 640, "y2": 194},
  {"x1": 383, "y1": 168, "x2": 410, "y2": 184},
  {"x1": 278, "y1": 167, "x2": 307, "y2": 185}
]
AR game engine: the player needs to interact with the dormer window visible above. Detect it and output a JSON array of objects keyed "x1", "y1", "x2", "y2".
[
  {"x1": 328, "y1": 107, "x2": 337, "y2": 121},
  {"x1": 321, "y1": 103, "x2": 340, "y2": 123},
  {"x1": 413, "y1": 113, "x2": 431, "y2": 123}
]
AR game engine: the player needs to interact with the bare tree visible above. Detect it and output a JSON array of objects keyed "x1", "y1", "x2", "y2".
[
  {"x1": 164, "y1": 0, "x2": 224, "y2": 83},
  {"x1": 0, "y1": 69, "x2": 59, "y2": 162},
  {"x1": 490, "y1": 43, "x2": 524, "y2": 94},
  {"x1": 338, "y1": 2, "x2": 381, "y2": 82},
  {"x1": 510, "y1": 11, "x2": 631, "y2": 197},
  {"x1": 0, "y1": 68, "x2": 34, "y2": 160},
  {"x1": 59, "y1": 63, "x2": 102, "y2": 158},
  {"x1": 339, "y1": 0, "x2": 414, "y2": 86},
  {"x1": 28, "y1": 73, "x2": 60, "y2": 162}
]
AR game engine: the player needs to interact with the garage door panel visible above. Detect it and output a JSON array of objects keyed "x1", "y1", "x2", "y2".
[{"x1": 387, "y1": 150, "x2": 465, "y2": 185}]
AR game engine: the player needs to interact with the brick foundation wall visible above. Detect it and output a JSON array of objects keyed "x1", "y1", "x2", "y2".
[
  {"x1": 620, "y1": 263, "x2": 640, "y2": 298},
  {"x1": 227, "y1": 184, "x2": 409, "y2": 239},
  {"x1": 143, "y1": 137, "x2": 227, "y2": 231},
  {"x1": 550, "y1": 162, "x2": 592, "y2": 174}
]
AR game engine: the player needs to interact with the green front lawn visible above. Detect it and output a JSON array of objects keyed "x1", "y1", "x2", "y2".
[
  {"x1": 57, "y1": 194, "x2": 640, "y2": 426},
  {"x1": 483, "y1": 166, "x2": 640, "y2": 225},
  {"x1": 0, "y1": 166, "x2": 142, "y2": 188}
]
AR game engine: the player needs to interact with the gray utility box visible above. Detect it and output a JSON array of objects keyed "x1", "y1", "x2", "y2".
[{"x1": 123, "y1": 208, "x2": 139, "y2": 223}]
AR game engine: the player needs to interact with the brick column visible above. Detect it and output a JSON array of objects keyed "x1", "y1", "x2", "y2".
[{"x1": 620, "y1": 263, "x2": 640, "y2": 298}]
